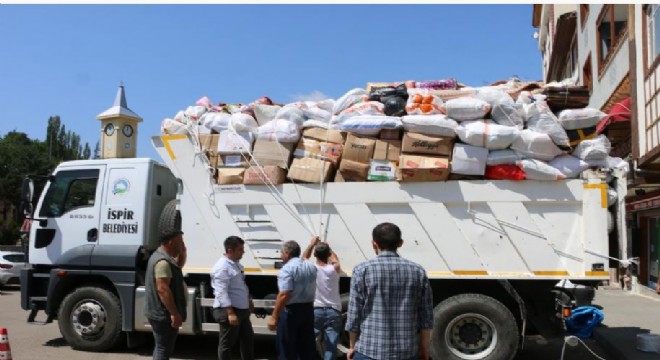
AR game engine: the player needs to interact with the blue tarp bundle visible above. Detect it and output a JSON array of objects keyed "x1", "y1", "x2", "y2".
[{"x1": 565, "y1": 306, "x2": 605, "y2": 339}]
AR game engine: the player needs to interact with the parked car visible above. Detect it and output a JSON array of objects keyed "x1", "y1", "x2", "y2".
[{"x1": 0, "y1": 251, "x2": 28, "y2": 286}]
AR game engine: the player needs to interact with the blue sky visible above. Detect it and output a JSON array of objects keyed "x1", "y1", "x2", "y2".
[{"x1": 0, "y1": 4, "x2": 542, "y2": 161}]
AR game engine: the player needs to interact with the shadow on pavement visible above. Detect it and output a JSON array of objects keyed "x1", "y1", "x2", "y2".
[{"x1": 594, "y1": 325, "x2": 660, "y2": 360}]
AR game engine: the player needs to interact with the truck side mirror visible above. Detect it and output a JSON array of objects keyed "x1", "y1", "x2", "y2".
[{"x1": 20, "y1": 177, "x2": 35, "y2": 217}]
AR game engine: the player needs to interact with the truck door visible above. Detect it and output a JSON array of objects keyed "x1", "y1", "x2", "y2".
[{"x1": 29, "y1": 166, "x2": 105, "y2": 266}]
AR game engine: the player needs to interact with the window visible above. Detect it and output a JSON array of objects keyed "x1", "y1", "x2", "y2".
[
  {"x1": 597, "y1": 5, "x2": 628, "y2": 73},
  {"x1": 3, "y1": 254, "x2": 25, "y2": 263},
  {"x1": 39, "y1": 169, "x2": 99, "y2": 218},
  {"x1": 580, "y1": 4, "x2": 590, "y2": 29},
  {"x1": 646, "y1": 5, "x2": 660, "y2": 72},
  {"x1": 583, "y1": 53, "x2": 593, "y2": 93}
]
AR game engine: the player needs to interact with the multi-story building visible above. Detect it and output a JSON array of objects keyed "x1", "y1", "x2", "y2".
[{"x1": 532, "y1": 4, "x2": 660, "y2": 290}]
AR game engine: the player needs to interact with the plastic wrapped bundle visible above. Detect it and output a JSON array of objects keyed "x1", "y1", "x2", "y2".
[
  {"x1": 401, "y1": 115, "x2": 458, "y2": 137},
  {"x1": 572, "y1": 135, "x2": 611, "y2": 160},
  {"x1": 333, "y1": 88, "x2": 368, "y2": 115},
  {"x1": 558, "y1": 108, "x2": 607, "y2": 130},
  {"x1": 440, "y1": 97, "x2": 491, "y2": 121},
  {"x1": 510, "y1": 129, "x2": 564, "y2": 161},
  {"x1": 228, "y1": 113, "x2": 259, "y2": 133},
  {"x1": 549, "y1": 155, "x2": 589, "y2": 178},
  {"x1": 253, "y1": 104, "x2": 281, "y2": 126},
  {"x1": 161, "y1": 118, "x2": 188, "y2": 135},
  {"x1": 486, "y1": 149, "x2": 527, "y2": 165},
  {"x1": 256, "y1": 119, "x2": 301, "y2": 143},
  {"x1": 526, "y1": 100, "x2": 571, "y2": 149},
  {"x1": 332, "y1": 101, "x2": 385, "y2": 126},
  {"x1": 405, "y1": 89, "x2": 444, "y2": 115},
  {"x1": 200, "y1": 112, "x2": 232, "y2": 132},
  {"x1": 334, "y1": 115, "x2": 402, "y2": 136},
  {"x1": 455, "y1": 120, "x2": 520, "y2": 150},
  {"x1": 491, "y1": 101, "x2": 525, "y2": 129},
  {"x1": 410, "y1": 79, "x2": 458, "y2": 90},
  {"x1": 517, "y1": 159, "x2": 566, "y2": 181},
  {"x1": 275, "y1": 105, "x2": 306, "y2": 127}
]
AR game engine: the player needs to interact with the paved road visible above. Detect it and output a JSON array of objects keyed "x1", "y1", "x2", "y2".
[{"x1": 0, "y1": 285, "x2": 609, "y2": 360}]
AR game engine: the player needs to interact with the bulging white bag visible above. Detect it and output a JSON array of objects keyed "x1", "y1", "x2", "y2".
[
  {"x1": 256, "y1": 119, "x2": 301, "y2": 143},
  {"x1": 456, "y1": 120, "x2": 520, "y2": 150},
  {"x1": 302, "y1": 119, "x2": 330, "y2": 129},
  {"x1": 487, "y1": 149, "x2": 527, "y2": 165},
  {"x1": 300, "y1": 100, "x2": 334, "y2": 121},
  {"x1": 586, "y1": 156, "x2": 629, "y2": 172},
  {"x1": 334, "y1": 115, "x2": 402, "y2": 136},
  {"x1": 440, "y1": 97, "x2": 491, "y2": 121},
  {"x1": 253, "y1": 104, "x2": 281, "y2": 126},
  {"x1": 200, "y1": 112, "x2": 232, "y2": 132},
  {"x1": 401, "y1": 115, "x2": 458, "y2": 137},
  {"x1": 184, "y1": 105, "x2": 207, "y2": 122},
  {"x1": 517, "y1": 159, "x2": 566, "y2": 181},
  {"x1": 332, "y1": 101, "x2": 385, "y2": 126},
  {"x1": 572, "y1": 135, "x2": 611, "y2": 160},
  {"x1": 526, "y1": 101, "x2": 570, "y2": 148},
  {"x1": 228, "y1": 113, "x2": 259, "y2": 133},
  {"x1": 333, "y1": 88, "x2": 368, "y2": 115},
  {"x1": 405, "y1": 89, "x2": 444, "y2": 115},
  {"x1": 510, "y1": 129, "x2": 564, "y2": 161},
  {"x1": 548, "y1": 155, "x2": 589, "y2": 178},
  {"x1": 558, "y1": 108, "x2": 607, "y2": 130},
  {"x1": 491, "y1": 101, "x2": 525, "y2": 129},
  {"x1": 275, "y1": 105, "x2": 306, "y2": 126},
  {"x1": 160, "y1": 119, "x2": 188, "y2": 135}
]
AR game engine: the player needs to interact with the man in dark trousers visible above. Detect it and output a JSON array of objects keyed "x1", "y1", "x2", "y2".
[
  {"x1": 144, "y1": 228, "x2": 188, "y2": 360},
  {"x1": 346, "y1": 222, "x2": 433, "y2": 360},
  {"x1": 211, "y1": 236, "x2": 254, "y2": 360},
  {"x1": 267, "y1": 239, "x2": 319, "y2": 360}
]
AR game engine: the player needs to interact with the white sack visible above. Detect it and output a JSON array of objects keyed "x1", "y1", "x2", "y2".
[
  {"x1": 572, "y1": 135, "x2": 611, "y2": 160},
  {"x1": 160, "y1": 119, "x2": 188, "y2": 135},
  {"x1": 473, "y1": 87, "x2": 514, "y2": 107},
  {"x1": 200, "y1": 112, "x2": 232, "y2": 132},
  {"x1": 548, "y1": 155, "x2": 589, "y2": 178},
  {"x1": 256, "y1": 119, "x2": 301, "y2": 143},
  {"x1": 456, "y1": 120, "x2": 520, "y2": 150},
  {"x1": 510, "y1": 129, "x2": 564, "y2": 161},
  {"x1": 585, "y1": 156, "x2": 629, "y2": 172},
  {"x1": 302, "y1": 119, "x2": 330, "y2": 129},
  {"x1": 440, "y1": 97, "x2": 491, "y2": 121},
  {"x1": 184, "y1": 105, "x2": 207, "y2": 122},
  {"x1": 526, "y1": 101, "x2": 570, "y2": 148},
  {"x1": 558, "y1": 108, "x2": 607, "y2": 130},
  {"x1": 333, "y1": 88, "x2": 368, "y2": 115},
  {"x1": 253, "y1": 104, "x2": 281, "y2": 126},
  {"x1": 487, "y1": 149, "x2": 527, "y2": 165},
  {"x1": 491, "y1": 101, "x2": 525, "y2": 129},
  {"x1": 332, "y1": 101, "x2": 385, "y2": 125},
  {"x1": 275, "y1": 105, "x2": 306, "y2": 126},
  {"x1": 334, "y1": 115, "x2": 402, "y2": 136},
  {"x1": 451, "y1": 143, "x2": 489, "y2": 175},
  {"x1": 228, "y1": 113, "x2": 259, "y2": 133},
  {"x1": 300, "y1": 100, "x2": 334, "y2": 121},
  {"x1": 401, "y1": 115, "x2": 458, "y2": 137},
  {"x1": 517, "y1": 159, "x2": 566, "y2": 181}
]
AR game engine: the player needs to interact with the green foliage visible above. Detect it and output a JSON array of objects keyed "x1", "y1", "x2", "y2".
[{"x1": 0, "y1": 116, "x2": 93, "y2": 243}]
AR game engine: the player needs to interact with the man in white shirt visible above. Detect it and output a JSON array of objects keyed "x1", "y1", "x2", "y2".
[
  {"x1": 303, "y1": 236, "x2": 342, "y2": 360},
  {"x1": 211, "y1": 236, "x2": 254, "y2": 360}
]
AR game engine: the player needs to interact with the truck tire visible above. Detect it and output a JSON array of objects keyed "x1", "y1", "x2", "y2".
[
  {"x1": 57, "y1": 287, "x2": 123, "y2": 352},
  {"x1": 430, "y1": 293, "x2": 518, "y2": 360},
  {"x1": 159, "y1": 199, "x2": 181, "y2": 234}
]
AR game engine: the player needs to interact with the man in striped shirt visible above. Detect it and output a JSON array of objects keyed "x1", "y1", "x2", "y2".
[{"x1": 346, "y1": 222, "x2": 434, "y2": 360}]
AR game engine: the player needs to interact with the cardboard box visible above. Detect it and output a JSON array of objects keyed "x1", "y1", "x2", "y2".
[
  {"x1": 397, "y1": 155, "x2": 450, "y2": 182},
  {"x1": 334, "y1": 171, "x2": 345, "y2": 182},
  {"x1": 373, "y1": 139, "x2": 402, "y2": 162},
  {"x1": 206, "y1": 151, "x2": 219, "y2": 169},
  {"x1": 199, "y1": 134, "x2": 220, "y2": 152},
  {"x1": 368, "y1": 160, "x2": 398, "y2": 181},
  {"x1": 451, "y1": 143, "x2": 488, "y2": 176},
  {"x1": 216, "y1": 167, "x2": 245, "y2": 185},
  {"x1": 251, "y1": 139, "x2": 294, "y2": 168},
  {"x1": 343, "y1": 133, "x2": 376, "y2": 164},
  {"x1": 338, "y1": 159, "x2": 370, "y2": 181},
  {"x1": 380, "y1": 128, "x2": 402, "y2": 140},
  {"x1": 302, "y1": 127, "x2": 347, "y2": 144},
  {"x1": 243, "y1": 165, "x2": 287, "y2": 185},
  {"x1": 288, "y1": 157, "x2": 334, "y2": 184},
  {"x1": 218, "y1": 130, "x2": 254, "y2": 154},
  {"x1": 402, "y1": 132, "x2": 454, "y2": 156},
  {"x1": 294, "y1": 138, "x2": 344, "y2": 165}
]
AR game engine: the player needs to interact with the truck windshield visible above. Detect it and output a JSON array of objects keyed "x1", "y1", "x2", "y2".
[{"x1": 39, "y1": 169, "x2": 99, "y2": 218}]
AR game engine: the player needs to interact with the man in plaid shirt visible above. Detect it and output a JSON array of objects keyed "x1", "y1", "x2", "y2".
[{"x1": 346, "y1": 222, "x2": 434, "y2": 360}]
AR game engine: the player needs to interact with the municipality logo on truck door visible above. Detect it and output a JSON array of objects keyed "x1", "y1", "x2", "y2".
[{"x1": 112, "y1": 178, "x2": 130, "y2": 195}]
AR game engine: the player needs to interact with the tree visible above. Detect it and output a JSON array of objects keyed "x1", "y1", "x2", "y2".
[
  {"x1": 93, "y1": 141, "x2": 101, "y2": 159},
  {"x1": 82, "y1": 143, "x2": 91, "y2": 160}
]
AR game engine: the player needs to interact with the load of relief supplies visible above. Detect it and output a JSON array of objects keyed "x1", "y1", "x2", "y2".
[{"x1": 160, "y1": 78, "x2": 629, "y2": 186}]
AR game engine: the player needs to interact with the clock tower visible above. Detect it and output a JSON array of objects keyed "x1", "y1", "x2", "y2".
[{"x1": 96, "y1": 83, "x2": 142, "y2": 159}]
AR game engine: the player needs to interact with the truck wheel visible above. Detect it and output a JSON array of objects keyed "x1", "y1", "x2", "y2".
[
  {"x1": 58, "y1": 287, "x2": 123, "y2": 352},
  {"x1": 159, "y1": 199, "x2": 181, "y2": 234},
  {"x1": 431, "y1": 293, "x2": 518, "y2": 360}
]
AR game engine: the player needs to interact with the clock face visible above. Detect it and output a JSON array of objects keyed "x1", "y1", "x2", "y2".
[
  {"x1": 104, "y1": 123, "x2": 115, "y2": 136},
  {"x1": 122, "y1": 124, "x2": 134, "y2": 137}
]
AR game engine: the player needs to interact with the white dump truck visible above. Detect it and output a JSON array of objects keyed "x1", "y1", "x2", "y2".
[{"x1": 19, "y1": 133, "x2": 627, "y2": 360}]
